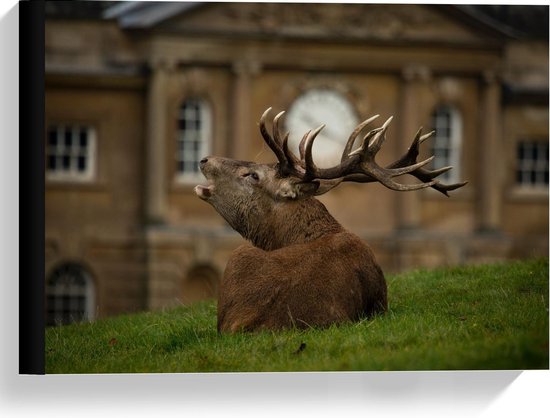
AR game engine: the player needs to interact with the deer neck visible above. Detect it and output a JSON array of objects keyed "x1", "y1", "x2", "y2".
[{"x1": 241, "y1": 197, "x2": 343, "y2": 251}]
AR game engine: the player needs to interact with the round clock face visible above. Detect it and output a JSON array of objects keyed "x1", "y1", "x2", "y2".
[{"x1": 286, "y1": 88, "x2": 359, "y2": 167}]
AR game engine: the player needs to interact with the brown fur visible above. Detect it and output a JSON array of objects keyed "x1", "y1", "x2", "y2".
[{"x1": 218, "y1": 232, "x2": 386, "y2": 332}]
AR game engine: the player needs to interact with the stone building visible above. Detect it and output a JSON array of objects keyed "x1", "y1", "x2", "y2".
[{"x1": 45, "y1": 2, "x2": 548, "y2": 324}]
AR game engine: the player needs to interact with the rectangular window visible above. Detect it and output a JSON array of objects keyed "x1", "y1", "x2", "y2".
[
  {"x1": 516, "y1": 140, "x2": 549, "y2": 188},
  {"x1": 46, "y1": 125, "x2": 96, "y2": 182},
  {"x1": 430, "y1": 105, "x2": 462, "y2": 184},
  {"x1": 175, "y1": 99, "x2": 211, "y2": 183}
]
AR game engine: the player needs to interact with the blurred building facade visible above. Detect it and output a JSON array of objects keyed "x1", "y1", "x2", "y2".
[{"x1": 45, "y1": 2, "x2": 548, "y2": 323}]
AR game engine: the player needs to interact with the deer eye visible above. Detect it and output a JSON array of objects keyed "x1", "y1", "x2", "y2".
[{"x1": 243, "y1": 172, "x2": 259, "y2": 181}]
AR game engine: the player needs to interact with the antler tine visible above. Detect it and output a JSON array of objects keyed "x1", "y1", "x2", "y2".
[
  {"x1": 303, "y1": 124, "x2": 326, "y2": 179},
  {"x1": 272, "y1": 110, "x2": 286, "y2": 145},
  {"x1": 424, "y1": 165, "x2": 453, "y2": 178},
  {"x1": 348, "y1": 128, "x2": 383, "y2": 157},
  {"x1": 298, "y1": 129, "x2": 311, "y2": 161},
  {"x1": 434, "y1": 181, "x2": 469, "y2": 196},
  {"x1": 347, "y1": 116, "x2": 392, "y2": 158},
  {"x1": 387, "y1": 156, "x2": 435, "y2": 177},
  {"x1": 367, "y1": 115, "x2": 393, "y2": 154},
  {"x1": 408, "y1": 165, "x2": 469, "y2": 196},
  {"x1": 341, "y1": 114, "x2": 380, "y2": 163},
  {"x1": 273, "y1": 110, "x2": 301, "y2": 167},
  {"x1": 259, "y1": 108, "x2": 287, "y2": 165},
  {"x1": 376, "y1": 175, "x2": 437, "y2": 192},
  {"x1": 386, "y1": 126, "x2": 423, "y2": 170},
  {"x1": 420, "y1": 130, "x2": 435, "y2": 143},
  {"x1": 281, "y1": 131, "x2": 302, "y2": 169}
]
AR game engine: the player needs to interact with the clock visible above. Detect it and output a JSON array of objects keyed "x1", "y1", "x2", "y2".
[{"x1": 285, "y1": 88, "x2": 359, "y2": 167}]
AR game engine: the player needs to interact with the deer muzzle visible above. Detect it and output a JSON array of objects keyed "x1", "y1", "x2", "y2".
[
  {"x1": 195, "y1": 157, "x2": 215, "y2": 200},
  {"x1": 194, "y1": 184, "x2": 213, "y2": 200}
]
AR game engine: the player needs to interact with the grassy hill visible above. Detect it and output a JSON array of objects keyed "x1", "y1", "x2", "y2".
[{"x1": 46, "y1": 258, "x2": 549, "y2": 373}]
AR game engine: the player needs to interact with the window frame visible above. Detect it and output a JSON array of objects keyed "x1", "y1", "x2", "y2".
[
  {"x1": 430, "y1": 105, "x2": 463, "y2": 185},
  {"x1": 45, "y1": 123, "x2": 97, "y2": 183},
  {"x1": 174, "y1": 98, "x2": 212, "y2": 184},
  {"x1": 515, "y1": 139, "x2": 549, "y2": 190}
]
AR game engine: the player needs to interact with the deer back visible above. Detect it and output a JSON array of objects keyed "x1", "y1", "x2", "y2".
[{"x1": 217, "y1": 231, "x2": 386, "y2": 332}]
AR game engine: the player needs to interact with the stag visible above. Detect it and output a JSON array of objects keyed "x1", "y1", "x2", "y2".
[{"x1": 195, "y1": 108, "x2": 466, "y2": 333}]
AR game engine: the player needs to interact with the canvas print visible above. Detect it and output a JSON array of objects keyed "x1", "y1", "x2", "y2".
[{"x1": 43, "y1": 1, "x2": 549, "y2": 373}]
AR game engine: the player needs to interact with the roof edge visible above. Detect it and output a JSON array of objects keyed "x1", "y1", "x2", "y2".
[
  {"x1": 103, "y1": 1, "x2": 203, "y2": 28},
  {"x1": 442, "y1": 5, "x2": 525, "y2": 40}
]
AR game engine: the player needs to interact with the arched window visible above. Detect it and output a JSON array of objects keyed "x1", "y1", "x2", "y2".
[
  {"x1": 430, "y1": 105, "x2": 462, "y2": 183},
  {"x1": 176, "y1": 98, "x2": 212, "y2": 182},
  {"x1": 46, "y1": 263, "x2": 95, "y2": 326}
]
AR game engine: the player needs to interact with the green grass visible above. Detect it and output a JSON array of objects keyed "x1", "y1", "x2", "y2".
[{"x1": 46, "y1": 258, "x2": 549, "y2": 373}]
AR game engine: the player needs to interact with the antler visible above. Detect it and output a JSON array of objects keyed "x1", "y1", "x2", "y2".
[{"x1": 259, "y1": 108, "x2": 467, "y2": 196}]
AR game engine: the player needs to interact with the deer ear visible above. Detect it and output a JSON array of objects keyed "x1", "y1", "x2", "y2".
[
  {"x1": 313, "y1": 178, "x2": 344, "y2": 196},
  {"x1": 295, "y1": 181, "x2": 320, "y2": 197},
  {"x1": 276, "y1": 180, "x2": 319, "y2": 200}
]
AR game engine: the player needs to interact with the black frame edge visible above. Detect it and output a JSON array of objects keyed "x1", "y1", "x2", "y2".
[{"x1": 19, "y1": 0, "x2": 45, "y2": 375}]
